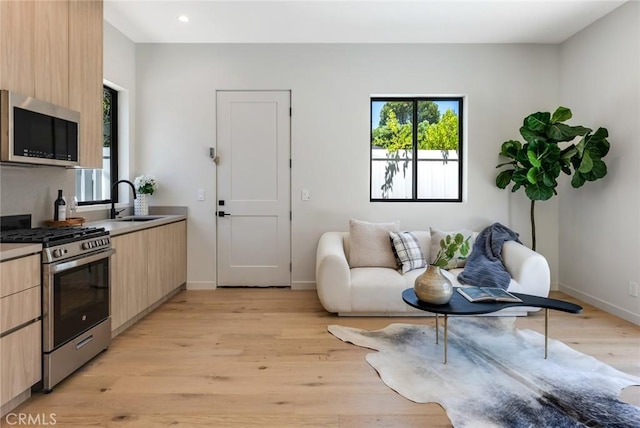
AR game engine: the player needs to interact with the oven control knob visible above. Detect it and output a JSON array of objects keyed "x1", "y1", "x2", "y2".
[
  {"x1": 53, "y1": 248, "x2": 63, "y2": 258},
  {"x1": 82, "y1": 242, "x2": 91, "y2": 250}
]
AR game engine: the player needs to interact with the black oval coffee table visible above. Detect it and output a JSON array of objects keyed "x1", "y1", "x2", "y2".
[{"x1": 402, "y1": 287, "x2": 583, "y2": 364}]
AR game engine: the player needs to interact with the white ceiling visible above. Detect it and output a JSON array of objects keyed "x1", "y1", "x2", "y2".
[{"x1": 103, "y1": 0, "x2": 626, "y2": 44}]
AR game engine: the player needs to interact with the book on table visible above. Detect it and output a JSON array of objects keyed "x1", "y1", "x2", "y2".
[{"x1": 457, "y1": 287, "x2": 522, "y2": 303}]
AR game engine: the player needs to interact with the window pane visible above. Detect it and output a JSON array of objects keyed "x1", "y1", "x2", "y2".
[
  {"x1": 416, "y1": 100, "x2": 460, "y2": 199},
  {"x1": 371, "y1": 100, "x2": 414, "y2": 199},
  {"x1": 417, "y1": 150, "x2": 459, "y2": 199},
  {"x1": 370, "y1": 97, "x2": 462, "y2": 202},
  {"x1": 76, "y1": 86, "x2": 115, "y2": 203}
]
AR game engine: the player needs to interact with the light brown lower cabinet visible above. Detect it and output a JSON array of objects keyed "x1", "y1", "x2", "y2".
[
  {"x1": 0, "y1": 254, "x2": 42, "y2": 413},
  {"x1": 110, "y1": 220, "x2": 187, "y2": 335},
  {"x1": 1, "y1": 322, "x2": 41, "y2": 409}
]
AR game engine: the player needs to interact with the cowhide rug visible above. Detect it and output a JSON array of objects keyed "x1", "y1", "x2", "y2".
[{"x1": 328, "y1": 317, "x2": 640, "y2": 428}]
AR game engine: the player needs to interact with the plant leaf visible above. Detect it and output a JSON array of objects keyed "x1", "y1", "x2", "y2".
[
  {"x1": 578, "y1": 151, "x2": 593, "y2": 173},
  {"x1": 571, "y1": 172, "x2": 586, "y2": 188},
  {"x1": 496, "y1": 170, "x2": 514, "y2": 189},
  {"x1": 527, "y1": 150, "x2": 541, "y2": 168},
  {"x1": 499, "y1": 140, "x2": 522, "y2": 158},
  {"x1": 524, "y1": 112, "x2": 551, "y2": 132},
  {"x1": 550, "y1": 106, "x2": 572, "y2": 123},
  {"x1": 525, "y1": 183, "x2": 554, "y2": 201},
  {"x1": 526, "y1": 167, "x2": 539, "y2": 184}
]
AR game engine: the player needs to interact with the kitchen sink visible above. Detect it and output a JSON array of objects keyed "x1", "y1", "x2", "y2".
[{"x1": 114, "y1": 215, "x2": 165, "y2": 222}]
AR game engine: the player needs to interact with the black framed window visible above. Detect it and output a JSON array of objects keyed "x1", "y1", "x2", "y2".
[
  {"x1": 370, "y1": 97, "x2": 463, "y2": 202},
  {"x1": 75, "y1": 85, "x2": 119, "y2": 205}
]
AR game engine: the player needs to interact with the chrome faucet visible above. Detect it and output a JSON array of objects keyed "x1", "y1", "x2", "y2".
[{"x1": 110, "y1": 180, "x2": 137, "y2": 219}]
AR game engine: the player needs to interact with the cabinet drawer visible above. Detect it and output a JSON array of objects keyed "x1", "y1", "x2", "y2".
[
  {"x1": 1, "y1": 286, "x2": 41, "y2": 334},
  {"x1": 0, "y1": 321, "x2": 41, "y2": 407},
  {"x1": 0, "y1": 255, "x2": 40, "y2": 298}
]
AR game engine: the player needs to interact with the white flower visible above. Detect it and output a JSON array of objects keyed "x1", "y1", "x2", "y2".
[{"x1": 134, "y1": 175, "x2": 158, "y2": 195}]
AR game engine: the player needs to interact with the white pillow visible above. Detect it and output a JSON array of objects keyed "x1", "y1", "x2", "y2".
[
  {"x1": 429, "y1": 228, "x2": 474, "y2": 270},
  {"x1": 349, "y1": 219, "x2": 400, "y2": 268}
]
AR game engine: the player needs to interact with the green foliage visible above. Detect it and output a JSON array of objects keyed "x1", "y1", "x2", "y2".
[
  {"x1": 431, "y1": 233, "x2": 471, "y2": 268},
  {"x1": 378, "y1": 101, "x2": 440, "y2": 127},
  {"x1": 496, "y1": 106, "x2": 609, "y2": 200},
  {"x1": 419, "y1": 109, "x2": 459, "y2": 150},
  {"x1": 373, "y1": 110, "x2": 412, "y2": 151},
  {"x1": 495, "y1": 106, "x2": 610, "y2": 249}
]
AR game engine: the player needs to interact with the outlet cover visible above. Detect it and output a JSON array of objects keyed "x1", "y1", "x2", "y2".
[{"x1": 629, "y1": 281, "x2": 638, "y2": 297}]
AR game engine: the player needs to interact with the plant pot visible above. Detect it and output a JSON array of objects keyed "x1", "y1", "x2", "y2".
[
  {"x1": 134, "y1": 193, "x2": 149, "y2": 216},
  {"x1": 414, "y1": 265, "x2": 453, "y2": 305}
]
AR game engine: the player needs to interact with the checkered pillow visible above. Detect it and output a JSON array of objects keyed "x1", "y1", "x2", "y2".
[{"x1": 389, "y1": 231, "x2": 426, "y2": 273}]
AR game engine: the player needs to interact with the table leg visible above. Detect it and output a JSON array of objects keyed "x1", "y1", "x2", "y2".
[
  {"x1": 545, "y1": 308, "x2": 549, "y2": 359},
  {"x1": 435, "y1": 313, "x2": 439, "y2": 345},
  {"x1": 443, "y1": 314, "x2": 448, "y2": 364}
]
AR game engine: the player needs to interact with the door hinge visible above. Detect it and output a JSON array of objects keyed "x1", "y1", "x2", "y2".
[
  {"x1": 289, "y1": 107, "x2": 292, "y2": 116},
  {"x1": 290, "y1": 211, "x2": 292, "y2": 220},
  {"x1": 289, "y1": 159, "x2": 292, "y2": 168},
  {"x1": 289, "y1": 262, "x2": 292, "y2": 272}
]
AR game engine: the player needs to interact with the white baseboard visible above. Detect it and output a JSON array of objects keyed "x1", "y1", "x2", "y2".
[
  {"x1": 186, "y1": 281, "x2": 216, "y2": 290},
  {"x1": 291, "y1": 281, "x2": 316, "y2": 290},
  {"x1": 558, "y1": 282, "x2": 640, "y2": 326}
]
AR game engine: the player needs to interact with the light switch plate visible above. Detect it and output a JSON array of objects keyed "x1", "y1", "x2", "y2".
[
  {"x1": 197, "y1": 189, "x2": 205, "y2": 201},
  {"x1": 301, "y1": 189, "x2": 310, "y2": 201}
]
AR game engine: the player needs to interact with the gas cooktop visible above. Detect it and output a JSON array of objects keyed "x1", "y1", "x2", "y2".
[
  {"x1": 0, "y1": 226, "x2": 108, "y2": 246},
  {"x1": 0, "y1": 213, "x2": 108, "y2": 247}
]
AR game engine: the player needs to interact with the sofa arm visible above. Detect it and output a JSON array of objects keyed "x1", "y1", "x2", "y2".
[
  {"x1": 316, "y1": 232, "x2": 352, "y2": 313},
  {"x1": 502, "y1": 240, "x2": 550, "y2": 297}
]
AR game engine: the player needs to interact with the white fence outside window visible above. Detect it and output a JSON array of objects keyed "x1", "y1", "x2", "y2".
[{"x1": 371, "y1": 149, "x2": 459, "y2": 199}]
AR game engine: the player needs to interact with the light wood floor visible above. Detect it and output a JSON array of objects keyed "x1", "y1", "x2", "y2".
[{"x1": 10, "y1": 290, "x2": 640, "y2": 427}]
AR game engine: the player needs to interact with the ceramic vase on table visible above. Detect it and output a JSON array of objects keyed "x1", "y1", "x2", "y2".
[
  {"x1": 134, "y1": 193, "x2": 149, "y2": 216},
  {"x1": 414, "y1": 264, "x2": 453, "y2": 305}
]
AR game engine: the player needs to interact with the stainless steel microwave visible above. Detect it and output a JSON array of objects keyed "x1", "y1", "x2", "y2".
[{"x1": 0, "y1": 90, "x2": 80, "y2": 167}]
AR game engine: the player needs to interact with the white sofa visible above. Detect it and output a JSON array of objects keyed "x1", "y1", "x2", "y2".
[{"x1": 316, "y1": 231, "x2": 550, "y2": 316}]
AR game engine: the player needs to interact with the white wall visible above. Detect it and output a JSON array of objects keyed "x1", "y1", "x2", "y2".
[
  {"x1": 559, "y1": 1, "x2": 640, "y2": 324},
  {"x1": 130, "y1": 43, "x2": 561, "y2": 289},
  {"x1": 103, "y1": 21, "x2": 137, "y2": 185}
]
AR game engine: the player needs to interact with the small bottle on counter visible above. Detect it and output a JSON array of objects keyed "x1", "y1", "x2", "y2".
[{"x1": 54, "y1": 189, "x2": 67, "y2": 221}]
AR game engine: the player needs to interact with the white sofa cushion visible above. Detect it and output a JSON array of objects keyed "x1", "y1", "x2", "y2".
[{"x1": 348, "y1": 219, "x2": 400, "y2": 269}]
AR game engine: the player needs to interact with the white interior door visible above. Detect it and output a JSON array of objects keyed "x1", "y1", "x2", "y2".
[{"x1": 216, "y1": 91, "x2": 291, "y2": 287}]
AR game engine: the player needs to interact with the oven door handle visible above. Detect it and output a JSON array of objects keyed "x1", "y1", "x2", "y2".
[{"x1": 44, "y1": 248, "x2": 116, "y2": 274}]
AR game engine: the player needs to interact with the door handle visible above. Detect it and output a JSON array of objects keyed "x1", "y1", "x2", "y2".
[{"x1": 218, "y1": 211, "x2": 231, "y2": 217}]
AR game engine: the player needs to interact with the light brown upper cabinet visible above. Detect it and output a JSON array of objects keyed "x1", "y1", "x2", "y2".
[
  {"x1": 34, "y1": 0, "x2": 69, "y2": 107},
  {"x1": 0, "y1": 0, "x2": 104, "y2": 168},
  {"x1": 69, "y1": 0, "x2": 104, "y2": 168},
  {"x1": 0, "y1": 0, "x2": 35, "y2": 96}
]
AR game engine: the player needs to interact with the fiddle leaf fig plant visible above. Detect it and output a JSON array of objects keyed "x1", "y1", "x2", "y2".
[{"x1": 496, "y1": 107, "x2": 610, "y2": 250}]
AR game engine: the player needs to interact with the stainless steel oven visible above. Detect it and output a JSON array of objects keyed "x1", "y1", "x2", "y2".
[
  {"x1": 0, "y1": 218, "x2": 114, "y2": 392},
  {"x1": 42, "y1": 246, "x2": 113, "y2": 391}
]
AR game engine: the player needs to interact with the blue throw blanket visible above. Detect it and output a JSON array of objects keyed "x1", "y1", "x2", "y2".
[{"x1": 457, "y1": 223, "x2": 521, "y2": 289}]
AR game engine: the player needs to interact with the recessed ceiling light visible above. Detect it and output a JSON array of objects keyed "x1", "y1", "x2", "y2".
[{"x1": 177, "y1": 15, "x2": 189, "y2": 23}]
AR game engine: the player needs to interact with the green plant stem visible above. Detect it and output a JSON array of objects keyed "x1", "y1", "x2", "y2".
[{"x1": 531, "y1": 200, "x2": 536, "y2": 252}]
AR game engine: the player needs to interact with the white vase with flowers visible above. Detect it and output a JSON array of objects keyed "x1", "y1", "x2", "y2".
[{"x1": 133, "y1": 175, "x2": 158, "y2": 216}]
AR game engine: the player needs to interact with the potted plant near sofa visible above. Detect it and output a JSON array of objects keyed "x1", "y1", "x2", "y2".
[
  {"x1": 414, "y1": 233, "x2": 470, "y2": 304},
  {"x1": 495, "y1": 107, "x2": 610, "y2": 250}
]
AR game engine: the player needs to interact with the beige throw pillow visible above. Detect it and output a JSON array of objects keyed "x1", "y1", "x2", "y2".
[
  {"x1": 429, "y1": 228, "x2": 474, "y2": 270},
  {"x1": 349, "y1": 219, "x2": 400, "y2": 268}
]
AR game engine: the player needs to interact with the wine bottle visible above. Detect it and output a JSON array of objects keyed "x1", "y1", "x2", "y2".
[{"x1": 54, "y1": 189, "x2": 67, "y2": 221}]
